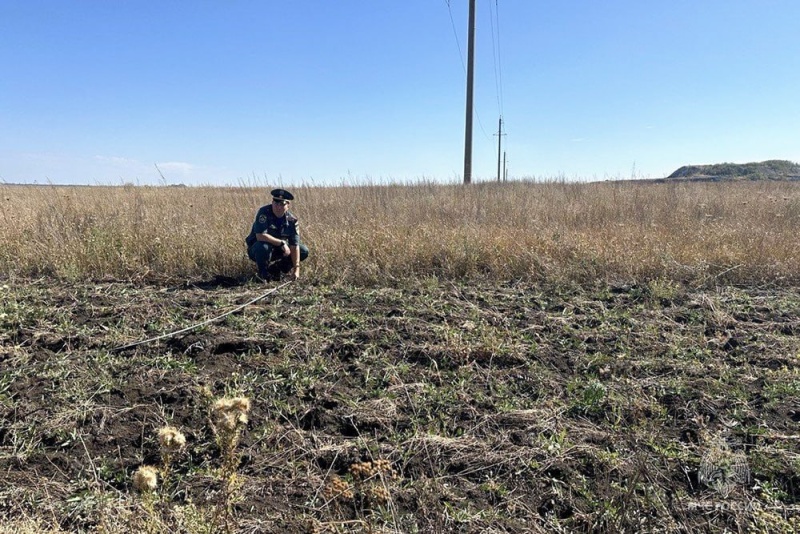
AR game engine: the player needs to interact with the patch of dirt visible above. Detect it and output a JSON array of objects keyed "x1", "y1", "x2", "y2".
[{"x1": 1, "y1": 279, "x2": 798, "y2": 532}]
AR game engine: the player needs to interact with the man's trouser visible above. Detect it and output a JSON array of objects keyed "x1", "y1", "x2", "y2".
[{"x1": 248, "y1": 242, "x2": 309, "y2": 279}]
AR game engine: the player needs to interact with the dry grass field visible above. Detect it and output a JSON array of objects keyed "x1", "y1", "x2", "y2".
[
  {"x1": 1, "y1": 180, "x2": 799, "y2": 533},
  {"x1": 1, "y1": 179, "x2": 798, "y2": 285}
]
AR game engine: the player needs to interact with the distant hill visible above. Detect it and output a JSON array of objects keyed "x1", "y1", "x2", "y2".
[{"x1": 664, "y1": 160, "x2": 800, "y2": 182}]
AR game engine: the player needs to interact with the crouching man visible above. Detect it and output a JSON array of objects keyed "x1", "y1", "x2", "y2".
[{"x1": 245, "y1": 188, "x2": 309, "y2": 281}]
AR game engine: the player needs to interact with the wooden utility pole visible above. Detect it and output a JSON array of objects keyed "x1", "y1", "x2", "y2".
[{"x1": 463, "y1": 0, "x2": 476, "y2": 184}]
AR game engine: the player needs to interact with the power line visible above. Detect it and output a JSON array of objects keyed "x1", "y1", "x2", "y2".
[
  {"x1": 494, "y1": 0, "x2": 507, "y2": 180},
  {"x1": 494, "y1": 0, "x2": 505, "y2": 116},
  {"x1": 444, "y1": 0, "x2": 491, "y2": 141},
  {"x1": 489, "y1": 1, "x2": 508, "y2": 181},
  {"x1": 445, "y1": 0, "x2": 466, "y2": 74},
  {"x1": 488, "y1": 0, "x2": 501, "y2": 116}
]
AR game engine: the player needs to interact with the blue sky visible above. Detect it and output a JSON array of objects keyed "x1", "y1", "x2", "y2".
[{"x1": 1, "y1": 1, "x2": 798, "y2": 186}]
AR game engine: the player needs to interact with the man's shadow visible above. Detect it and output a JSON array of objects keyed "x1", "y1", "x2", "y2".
[{"x1": 171, "y1": 273, "x2": 255, "y2": 291}]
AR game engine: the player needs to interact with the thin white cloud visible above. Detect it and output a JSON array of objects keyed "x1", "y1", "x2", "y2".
[
  {"x1": 156, "y1": 161, "x2": 195, "y2": 175},
  {"x1": 93, "y1": 155, "x2": 139, "y2": 164},
  {"x1": 4, "y1": 151, "x2": 231, "y2": 185}
]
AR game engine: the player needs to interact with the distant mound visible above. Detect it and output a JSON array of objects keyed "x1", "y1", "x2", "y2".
[{"x1": 665, "y1": 160, "x2": 800, "y2": 182}]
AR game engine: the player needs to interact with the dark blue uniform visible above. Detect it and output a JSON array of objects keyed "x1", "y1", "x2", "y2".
[{"x1": 246, "y1": 202, "x2": 309, "y2": 280}]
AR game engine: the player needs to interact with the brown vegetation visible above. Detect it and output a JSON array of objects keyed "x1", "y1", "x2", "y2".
[
  {"x1": 1, "y1": 179, "x2": 798, "y2": 285},
  {"x1": 1, "y1": 180, "x2": 799, "y2": 532}
]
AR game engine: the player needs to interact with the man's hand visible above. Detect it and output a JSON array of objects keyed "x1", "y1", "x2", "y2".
[
  {"x1": 289, "y1": 266, "x2": 301, "y2": 281},
  {"x1": 279, "y1": 241, "x2": 291, "y2": 257}
]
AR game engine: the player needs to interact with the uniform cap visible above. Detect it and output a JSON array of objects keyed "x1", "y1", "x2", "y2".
[{"x1": 271, "y1": 188, "x2": 294, "y2": 202}]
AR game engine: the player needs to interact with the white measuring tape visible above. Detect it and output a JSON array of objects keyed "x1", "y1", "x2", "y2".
[{"x1": 111, "y1": 279, "x2": 294, "y2": 352}]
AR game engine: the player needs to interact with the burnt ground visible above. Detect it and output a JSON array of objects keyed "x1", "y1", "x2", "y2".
[{"x1": 1, "y1": 277, "x2": 799, "y2": 533}]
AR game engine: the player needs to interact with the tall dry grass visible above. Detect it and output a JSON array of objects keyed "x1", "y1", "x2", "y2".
[{"x1": 1, "y1": 180, "x2": 798, "y2": 286}]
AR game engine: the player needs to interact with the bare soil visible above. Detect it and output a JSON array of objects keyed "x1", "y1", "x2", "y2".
[{"x1": 1, "y1": 277, "x2": 799, "y2": 532}]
